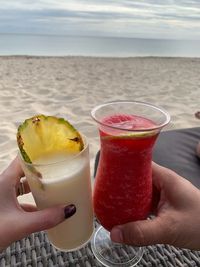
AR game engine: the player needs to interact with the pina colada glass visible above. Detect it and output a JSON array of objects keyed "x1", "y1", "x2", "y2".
[
  {"x1": 91, "y1": 101, "x2": 170, "y2": 267},
  {"x1": 20, "y1": 138, "x2": 94, "y2": 251}
]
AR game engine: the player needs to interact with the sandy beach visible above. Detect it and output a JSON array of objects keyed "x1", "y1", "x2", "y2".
[{"x1": 0, "y1": 56, "x2": 199, "y2": 201}]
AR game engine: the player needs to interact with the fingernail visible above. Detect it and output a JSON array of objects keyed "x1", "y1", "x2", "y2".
[
  {"x1": 64, "y1": 204, "x2": 76, "y2": 219},
  {"x1": 111, "y1": 227, "x2": 123, "y2": 243}
]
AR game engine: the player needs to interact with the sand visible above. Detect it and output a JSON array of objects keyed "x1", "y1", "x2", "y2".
[{"x1": 0, "y1": 56, "x2": 199, "y2": 202}]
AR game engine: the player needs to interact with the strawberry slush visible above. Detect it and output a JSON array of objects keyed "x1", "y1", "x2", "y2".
[{"x1": 93, "y1": 114, "x2": 158, "y2": 231}]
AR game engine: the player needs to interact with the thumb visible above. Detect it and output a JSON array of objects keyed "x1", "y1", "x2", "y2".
[
  {"x1": 19, "y1": 204, "x2": 76, "y2": 236},
  {"x1": 110, "y1": 218, "x2": 168, "y2": 246}
]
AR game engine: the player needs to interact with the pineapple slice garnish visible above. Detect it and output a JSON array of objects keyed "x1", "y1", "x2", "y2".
[{"x1": 17, "y1": 114, "x2": 84, "y2": 163}]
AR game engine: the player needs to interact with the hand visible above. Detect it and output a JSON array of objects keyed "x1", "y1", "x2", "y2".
[
  {"x1": 0, "y1": 157, "x2": 76, "y2": 252},
  {"x1": 110, "y1": 162, "x2": 200, "y2": 250}
]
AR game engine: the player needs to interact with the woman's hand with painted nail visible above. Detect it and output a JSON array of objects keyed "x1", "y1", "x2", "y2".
[
  {"x1": 110, "y1": 162, "x2": 200, "y2": 250},
  {"x1": 0, "y1": 157, "x2": 76, "y2": 252}
]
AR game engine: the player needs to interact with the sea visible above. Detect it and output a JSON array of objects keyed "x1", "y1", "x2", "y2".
[{"x1": 0, "y1": 33, "x2": 200, "y2": 58}]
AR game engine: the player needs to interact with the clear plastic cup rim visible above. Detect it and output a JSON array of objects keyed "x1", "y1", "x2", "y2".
[{"x1": 91, "y1": 100, "x2": 171, "y2": 132}]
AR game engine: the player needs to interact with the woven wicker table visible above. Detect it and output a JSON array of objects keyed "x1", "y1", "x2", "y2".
[
  {"x1": 1, "y1": 229, "x2": 200, "y2": 267},
  {"x1": 1, "y1": 127, "x2": 200, "y2": 266}
]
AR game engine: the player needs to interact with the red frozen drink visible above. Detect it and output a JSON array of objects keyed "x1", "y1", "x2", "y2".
[{"x1": 94, "y1": 114, "x2": 158, "y2": 230}]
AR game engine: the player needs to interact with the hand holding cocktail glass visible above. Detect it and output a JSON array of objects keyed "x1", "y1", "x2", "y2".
[
  {"x1": 0, "y1": 157, "x2": 76, "y2": 252},
  {"x1": 91, "y1": 101, "x2": 170, "y2": 266},
  {"x1": 110, "y1": 162, "x2": 200, "y2": 251},
  {"x1": 17, "y1": 115, "x2": 94, "y2": 252}
]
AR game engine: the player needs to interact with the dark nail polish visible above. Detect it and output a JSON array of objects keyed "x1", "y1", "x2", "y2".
[{"x1": 64, "y1": 204, "x2": 76, "y2": 219}]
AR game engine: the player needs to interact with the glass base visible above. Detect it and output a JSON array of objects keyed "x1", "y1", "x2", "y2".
[
  {"x1": 47, "y1": 226, "x2": 95, "y2": 252},
  {"x1": 49, "y1": 234, "x2": 92, "y2": 252},
  {"x1": 91, "y1": 226, "x2": 144, "y2": 267}
]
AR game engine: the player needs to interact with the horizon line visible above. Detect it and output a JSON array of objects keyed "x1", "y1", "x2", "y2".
[{"x1": 0, "y1": 32, "x2": 200, "y2": 42}]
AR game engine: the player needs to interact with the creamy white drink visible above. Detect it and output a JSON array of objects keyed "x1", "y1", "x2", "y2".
[{"x1": 21, "y1": 143, "x2": 94, "y2": 251}]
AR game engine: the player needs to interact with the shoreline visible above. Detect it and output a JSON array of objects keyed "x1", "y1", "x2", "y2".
[{"x1": 0, "y1": 55, "x2": 200, "y2": 59}]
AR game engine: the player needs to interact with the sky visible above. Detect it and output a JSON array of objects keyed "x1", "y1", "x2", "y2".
[{"x1": 0, "y1": 0, "x2": 200, "y2": 40}]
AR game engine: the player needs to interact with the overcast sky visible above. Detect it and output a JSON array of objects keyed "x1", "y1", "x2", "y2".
[{"x1": 0, "y1": 0, "x2": 200, "y2": 39}]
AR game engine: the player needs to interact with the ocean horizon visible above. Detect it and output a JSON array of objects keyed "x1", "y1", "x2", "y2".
[{"x1": 1, "y1": 33, "x2": 200, "y2": 58}]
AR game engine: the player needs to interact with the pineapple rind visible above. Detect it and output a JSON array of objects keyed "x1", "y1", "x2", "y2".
[{"x1": 17, "y1": 114, "x2": 84, "y2": 163}]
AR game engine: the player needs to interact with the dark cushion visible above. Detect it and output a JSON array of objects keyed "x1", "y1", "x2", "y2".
[
  {"x1": 153, "y1": 127, "x2": 200, "y2": 188},
  {"x1": 94, "y1": 127, "x2": 200, "y2": 188}
]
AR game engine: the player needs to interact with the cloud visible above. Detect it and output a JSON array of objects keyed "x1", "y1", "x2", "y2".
[{"x1": 0, "y1": 0, "x2": 199, "y2": 39}]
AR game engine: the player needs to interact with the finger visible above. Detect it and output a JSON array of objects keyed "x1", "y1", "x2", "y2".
[
  {"x1": 152, "y1": 183, "x2": 160, "y2": 214},
  {"x1": 152, "y1": 162, "x2": 167, "y2": 189},
  {"x1": 16, "y1": 179, "x2": 31, "y2": 196},
  {"x1": 2, "y1": 156, "x2": 24, "y2": 184},
  {"x1": 20, "y1": 203, "x2": 38, "y2": 212},
  {"x1": 18, "y1": 204, "x2": 76, "y2": 236},
  {"x1": 152, "y1": 162, "x2": 178, "y2": 189},
  {"x1": 110, "y1": 217, "x2": 170, "y2": 246},
  {"x1": 151, "y1": 162, "x2": 169, "y2": 212},
  {"x1": 152, "y1": 162, "x2": 187, "y2": 195},
  {"x1": 151, "y1": 162, "x2": 181, "y2": 213}
]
